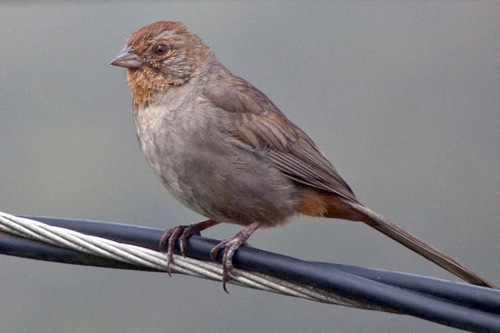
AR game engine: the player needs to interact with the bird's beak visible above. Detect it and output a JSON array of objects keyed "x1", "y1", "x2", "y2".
[{"x1": 110, "y1": 46, "x2": 143, "y2": 69}]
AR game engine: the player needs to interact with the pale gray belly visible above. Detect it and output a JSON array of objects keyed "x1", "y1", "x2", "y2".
[{"x1": 136, "y1": 108, "x2": 302, "y2": 226}]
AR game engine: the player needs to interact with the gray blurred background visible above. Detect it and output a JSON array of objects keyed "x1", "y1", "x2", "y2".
[{"x1": 1, "y1": 2, "x2": 498, "y2": 332}]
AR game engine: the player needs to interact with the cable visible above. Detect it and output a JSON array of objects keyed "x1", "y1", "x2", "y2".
[{"x1": 0, "y1": 213, "x2": 499, "y2": 332}]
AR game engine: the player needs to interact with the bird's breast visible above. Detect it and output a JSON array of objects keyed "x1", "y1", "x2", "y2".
[
  {"x1": 134, "y1": 102, "x2": 196, "y2": 200},
  {"x1": 133, "y1": 102, "x2": 302, "y2": 226}
]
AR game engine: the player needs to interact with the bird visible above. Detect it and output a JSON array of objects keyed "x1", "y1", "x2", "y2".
[{"x1": 110, "y1": 21, "x2": 496, "y2": 291}]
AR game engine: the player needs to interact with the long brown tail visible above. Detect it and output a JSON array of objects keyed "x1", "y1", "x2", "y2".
[{"x1": 348, "y1": 202, "x2": 497, "y2": 289}]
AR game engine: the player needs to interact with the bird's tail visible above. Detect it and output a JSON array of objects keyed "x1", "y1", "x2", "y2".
[{"x1": 348, "y1": 202, "x2": 497, "y2": 289}]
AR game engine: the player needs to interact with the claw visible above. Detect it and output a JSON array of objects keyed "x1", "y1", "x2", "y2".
[
  {"x1": 159, "y1": 225, "x2": 192, "y2": 275},
  {"x1": 209, "y1": 221, "x2": 260, "y2": 292},
  {"x1": 159, "y1": 219, "x2": 220, "y2": 276}
]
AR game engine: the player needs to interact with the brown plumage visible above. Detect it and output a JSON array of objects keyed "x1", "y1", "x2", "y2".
[{"x1": 111, "y1": 21, "x2": 497, "y2": 290}]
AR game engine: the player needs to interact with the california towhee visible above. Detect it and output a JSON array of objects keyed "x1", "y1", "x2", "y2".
[{"x1": 111, "y1": 21, "x2": 496, "y2": 290}]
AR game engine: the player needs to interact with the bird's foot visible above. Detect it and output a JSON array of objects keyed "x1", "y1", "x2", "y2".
[
  {"x1": 159, "y1": 219, "x2": 219, "y2": 275},
  {"x1": 210, "y1": 221, "x2": 260, "y2": 292}
]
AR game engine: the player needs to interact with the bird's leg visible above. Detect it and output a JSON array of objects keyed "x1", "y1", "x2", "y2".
[
  {"x1": 160, "y1": 219, "x2": 220, "y2": 275},
  {"x1": 210, "y1": 221, "x2": 260, "y2": 292}
]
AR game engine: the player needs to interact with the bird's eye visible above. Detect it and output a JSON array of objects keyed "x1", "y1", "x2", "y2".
[{"x1": 153, "y1": 44, "x2": 171, "y2": 56}]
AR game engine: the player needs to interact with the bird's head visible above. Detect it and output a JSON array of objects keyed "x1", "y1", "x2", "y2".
[{"x1": 111, "y1": 21, "x2": 211, "y2": 107}]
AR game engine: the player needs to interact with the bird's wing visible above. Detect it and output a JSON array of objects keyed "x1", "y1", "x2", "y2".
[{"x1": 204, "y1": 80, "x2": 358, "y2": 202}]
